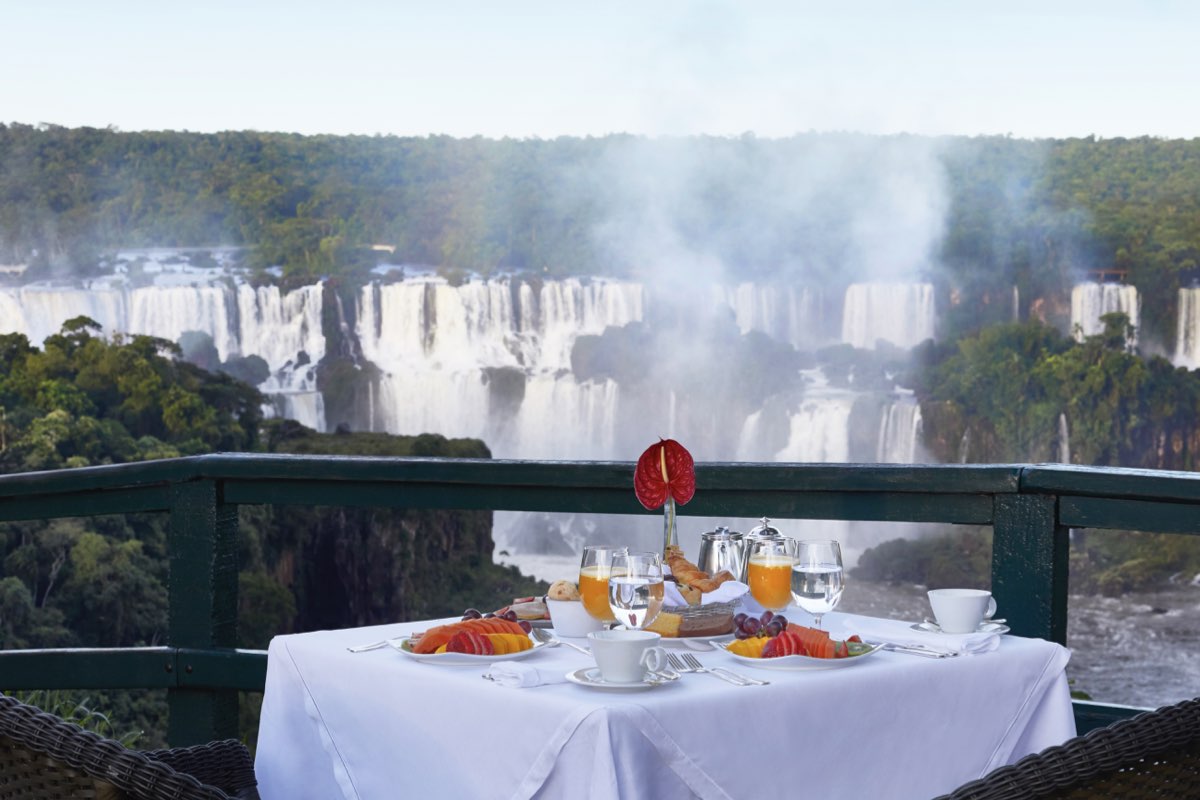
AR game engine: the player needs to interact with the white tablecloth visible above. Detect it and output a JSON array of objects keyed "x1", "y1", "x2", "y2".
[{"x1": 255, "y1": 611, "x2": 1075, "y2": 800}]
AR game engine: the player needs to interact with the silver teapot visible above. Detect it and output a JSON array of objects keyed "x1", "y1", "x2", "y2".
[{"x1": 696, "y1": 525, "x2": 744, "y2": 580}]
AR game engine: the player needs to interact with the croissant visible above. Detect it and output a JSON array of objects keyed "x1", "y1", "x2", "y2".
[
  {"x1": 690, "y1": 570, "x2": 735, "y2": 593},
  {"x1": 666, "y1": 550, "x2": 710, "y2": 587}
]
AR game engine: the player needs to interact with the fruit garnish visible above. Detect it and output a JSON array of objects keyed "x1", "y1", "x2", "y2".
[
  {"x1": 634, "y1": 439, "x2": 696, "y2": 510},
  {"x1": 729, "y1": 614, "x2": 861, "y2": 659}
]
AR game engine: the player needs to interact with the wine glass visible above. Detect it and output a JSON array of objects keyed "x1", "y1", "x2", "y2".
[
  {"x1": 746, "y1": 537, "x2": 796, "y2": 612},
  {"x1": 579, "y1": 545, "x2": 627, "y2": 622},
  {"x1": 607, "y1": 551, "x2": 665, "y2": 630},
  {"x1": 791, "y1": 539, "x2": 844, "y2": 629}
]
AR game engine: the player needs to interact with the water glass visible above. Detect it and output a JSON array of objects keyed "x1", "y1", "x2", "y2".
[
  {"x1": 791, "y1": 539, "x2": 844, "y2": 628},
  {"x1": 747, "y1": 537, "x2": 796, "y2": 612},
  {"x1": 607, "y1": 551, "x2": 665, "y2": 630},
  {"x1": 579, "y1": 545, "x2": 627, "y2": 622}
]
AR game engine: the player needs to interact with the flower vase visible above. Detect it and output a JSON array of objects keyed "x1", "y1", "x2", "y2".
[{"x1": 662, "y1": 496, "x2": 677, "y2": 555}]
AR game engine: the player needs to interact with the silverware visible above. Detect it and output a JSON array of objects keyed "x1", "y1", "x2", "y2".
[
  {"x1": 346, "y1": 637, "x2": 404, "y2": 653},
  {"x1": 530, "y1": 628, "x2": 591, "y2": 655},
  {"x1": 874, "y1": 642, "x2": 958, "y2": 659},
  {"x1": 681, "y1": 653, "x2": 768, "y2": 685},
  {"x1": 667, "y1": 653, "x2": 758, "y2": 686}
]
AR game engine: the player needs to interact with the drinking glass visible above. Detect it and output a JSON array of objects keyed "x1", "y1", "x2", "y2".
[
  {"x1": 791, "y1": 539, "x2": 844, "y2": 629},
  {"x1": 747, "y1": 538, "x2": 796, "y2": 612},
  {"x1": 607, "y1": 551, "x2": 665, "y2": 630},
  {"x1": 579, "y1": 545, "x2": 627, "y2": 622}
]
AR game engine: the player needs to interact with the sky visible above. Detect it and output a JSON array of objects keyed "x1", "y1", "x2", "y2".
[{"x1": 3, "y1": 0, "x2": 1199, "y2": 140}]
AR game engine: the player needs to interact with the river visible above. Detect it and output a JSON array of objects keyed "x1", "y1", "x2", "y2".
[{"x1": 498, "y1": 552, "x2": 1200, "y2": 711}]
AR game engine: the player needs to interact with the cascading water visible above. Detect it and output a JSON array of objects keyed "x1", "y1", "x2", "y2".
[
  {"x1": 357, "y1": 276, "x2": 644, "y2": 450},
  {"x1": 0, "y1": 272, "x2": 326, "y2": 431},
  {"x1": 1174, "y1": 287, "x2": 1200, "y2": 369},
  {"x1": 1071, "y1": 282, "x2": 1139, "y2": 345},
  {"x1": 718, "y1": 283, "x2": 828, "y2": 349},
  {"x1": 841, "y1": 282, "x2": 936, "y2": 350},
  {"x1": 877, "y1": 395, "x2": 924, "y2": 464},
  {"x1": 4, "y1": 265, "x2": 949, "y2": 557}
]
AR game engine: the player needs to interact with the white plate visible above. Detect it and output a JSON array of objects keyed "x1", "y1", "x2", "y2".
[
  {"x1": 565, "y1": 667, "x2": 664, "y2": 691},
  {"x1": 911, "y1": 621, "x2": 1010, "y2": 635},
  {"x1": 661, "y1": 633, "x2": 733, "y2": 647},
  {"x1": 392, "y1": 636, "x2": 543, "y2": 664},
  {"x1": 721, "y1": 641, "x2": 884, "y2": 670}
]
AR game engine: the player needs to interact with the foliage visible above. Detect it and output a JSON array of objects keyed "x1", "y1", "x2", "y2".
[
  {"x1": 851, "y1": 529, "x2": 992, "y2": 589},
  {"x1": 916, "y1": 315, "x2": 1200, "y2": 470}
]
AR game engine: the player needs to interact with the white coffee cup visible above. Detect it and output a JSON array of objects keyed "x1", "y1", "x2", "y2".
[
  {"x1": 928, "y1": 589, "x2": 998, "y2": 634},
  {"x1": 587, "y1": 629, "x2": 669, "y2": 683}
]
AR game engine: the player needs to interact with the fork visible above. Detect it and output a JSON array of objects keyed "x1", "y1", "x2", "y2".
[
  {"x1": 346, "y1": 637, "x2": 405, "y2": 653},
  {"x1": 680, "y1": 653, "x2": 769, "y2": 685},
  {"x1": 667, "y1": 653, "x2": 757, "y2": 686}
]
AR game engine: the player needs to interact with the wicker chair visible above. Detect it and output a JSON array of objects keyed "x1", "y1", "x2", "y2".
[
  {"x1": 938, "y1": 696, "x2": 1200, "y2": 799},
  {"x1": 0, "y1": 694, "x2": 259, "y2": 799}
]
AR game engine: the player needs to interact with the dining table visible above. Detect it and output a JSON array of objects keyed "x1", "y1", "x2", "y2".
[{"x1": 254, "y1": 610, "x2": 1075, "y2": 800}]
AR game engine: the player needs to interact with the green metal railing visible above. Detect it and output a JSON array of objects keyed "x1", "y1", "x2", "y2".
[{"x1": 1, "y1": 454, "x2": 1197, "y2": 744}]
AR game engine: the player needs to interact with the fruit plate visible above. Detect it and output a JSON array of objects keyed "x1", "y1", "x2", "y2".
[
  {"x1": 721, "y1": 641, "x2": 884, "y2": 670},
  {"x1": 391, "y1": 636, "x2": 544, "y2": 665}
]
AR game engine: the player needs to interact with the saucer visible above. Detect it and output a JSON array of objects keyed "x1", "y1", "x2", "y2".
[
  {"x1": 911, "y1": 620, "x2": 1010, "y2": 635},
  {"x1": 565, "y1": 668, "x2": 663, "y2": 691}
]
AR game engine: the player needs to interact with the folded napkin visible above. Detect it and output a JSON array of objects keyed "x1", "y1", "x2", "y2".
[
  {"x1": 825, "y1": 614, "x2": 1001, "y2": 656},
  {"x1": 664, "y1": 579, "x2": 750, "y2": 607},
  {"x1": 484, "y1": 660, "x2": 569, "y2": 688}
]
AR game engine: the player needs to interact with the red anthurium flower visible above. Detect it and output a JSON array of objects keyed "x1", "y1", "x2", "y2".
[{"x1": 634, "y1": 439, "x2": 696, "y2": 510}]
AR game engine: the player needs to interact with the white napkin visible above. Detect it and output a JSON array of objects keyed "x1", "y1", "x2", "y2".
[
  {"x1": 664, "y1": 580, "x2": 750, "y2": 606},
  {"x1": 826, "y1": 615, "x2": 1000, "y2": 656},
  {"x1": 483, "y1": 660, "x2": 569, "y2": 688}
]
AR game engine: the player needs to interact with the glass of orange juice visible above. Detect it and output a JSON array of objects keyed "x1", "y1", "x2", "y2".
[
  {"x1": 580, "y1": 545, "x2": 628, "y2": 622},
  {"x1": 747, "y1": 538, "x2": 796, "y2": 612}
]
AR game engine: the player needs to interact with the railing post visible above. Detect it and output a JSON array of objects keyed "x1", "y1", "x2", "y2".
[
  {"x1": 992, "y1": 493, "x2": 1068, "y2": 644},
  {"x1": 167, "y1": 479, "x2": 239, "y2": 745}
]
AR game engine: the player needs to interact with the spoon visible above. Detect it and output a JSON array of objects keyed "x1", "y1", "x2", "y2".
[{"x1": 530, "y1": 628, "x2": 591, "y2": 655}]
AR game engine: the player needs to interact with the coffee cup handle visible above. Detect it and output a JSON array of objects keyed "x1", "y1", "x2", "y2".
[
  {"x1": 641, "y1": 646, "x2": 669, "y2": 673},
  {"x1": 986, "y1": 598, "x2": 997, "y2": 619}
]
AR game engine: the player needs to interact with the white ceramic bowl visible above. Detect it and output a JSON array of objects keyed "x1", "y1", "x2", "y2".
[{"x1": 546, "y1": 598, "x2": 604, "y2": 638}]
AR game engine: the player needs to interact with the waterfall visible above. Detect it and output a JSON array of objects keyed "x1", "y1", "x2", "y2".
[
  {"x1": 130, "y1": 285, "x2": 237, "y2": 359},
  {"x1": 358, "y1": 276, "x2": 643, "y2": 374},
  {"x1": 0, "y1": 277, "x2": 325, "y2": 431},
  {"x1": 1070, "y1": 282, "x2": 1139, "y2": 345},
  {"x1": 1175, "y1": 287, "x2": 1200, "y2": 369},
  {"x1": 5, "y1": 265, "x2": 957, "y2": 561},
  {"x1": 774, "y1": 395, "x2": 854, "y2": 462},
  {"x1": 0, "y1": 284, "x2": 127, "y2": 347},
  {"x1": 360, "y1": 276, "x2": 643, "y2": 457},
  {"x1": 877, "y1": 397, "x2": 923, "y2": 463},
  {"x1": 841, "y1": 282, "x2": 935, "y2": 350},
  {"x1": 718, "y1": 283, "x2": 826, "y2": 349}
]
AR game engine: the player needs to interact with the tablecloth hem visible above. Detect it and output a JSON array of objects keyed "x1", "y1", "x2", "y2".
[{"x1": 286, "y1": 638, "x2": 362, "y2": 800}]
